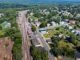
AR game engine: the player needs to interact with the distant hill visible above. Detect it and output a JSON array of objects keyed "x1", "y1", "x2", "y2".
[
  {"x1": 0, "y1": 0, "x2": 80, "y2": 5},
  {"x1": 0, "y1": 3, "x2": 27, "y2": 8}
]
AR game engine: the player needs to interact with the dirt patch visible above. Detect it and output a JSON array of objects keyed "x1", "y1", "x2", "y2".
[{"x1": 0, "y1": 37, "x2": 14, "y2": 60}]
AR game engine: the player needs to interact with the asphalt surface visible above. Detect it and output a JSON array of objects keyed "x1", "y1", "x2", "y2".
[
  {"x1": 37, "y1": 31, "x2": 55, "y2": 60},
  {"x1": 31, "y1": 23, "x2": 55, "y2": 60}
]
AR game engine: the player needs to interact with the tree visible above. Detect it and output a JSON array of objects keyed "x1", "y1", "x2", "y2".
[
  {"x1": 0, "y1": 30, "x2": 5, "y2": 38},
  {"x1": 51, "y1": 36, "x2": 75, "y2": 57},
  {"x1": 1, "y1": 9, "x2": 22, "y2": 60},
  {"x1": 51, "y1": 36, "x2": 60, "y2": 47},
  {"x1": 0, "y1": 25, "x2": 2, "y2": 30},
  {"x1": 39, "y1": 22, "x2": 47, "y2": 28},
  {"x1": 41, "y1": 50, "x2": 48, "y2": 60},
  {"x1": 31, "y1": 25, "x2": 36, "y2": 32},
  {"x1": 51, "y1": 15, "x2": 61, "y2": 23},
  {"x1": 30, "y1": 46, "x2": 48, "y2": 60}
]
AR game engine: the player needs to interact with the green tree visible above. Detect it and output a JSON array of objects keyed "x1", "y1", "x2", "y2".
[
  {"x1": 30, "y1": 46, "x2": 48, "y2": 60},
  {"x1": 31, "y1": 25, "x2": 36, "y2": 32},
  {"x1": 41, "y1": 50, "x2": 48, "y2": 60},
  {"x1": 0, "y1": 25, "x2": 2, "y2": 30},
  {"x1": 39, "y1": 22, "x2": 47, "y2": 28}
]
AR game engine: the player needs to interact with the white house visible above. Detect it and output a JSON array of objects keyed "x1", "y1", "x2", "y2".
[
  {"x1": 60, "y1": 21, "x2": 68, "y2": 27},
  {"x1": 68, "y1": 26, "x2": 73, "y2": 30},
  {"x1": 1, "y1": 21, "x2": 11, "y2": 29},
  {"x1": 75, "y1": 30, "x2": 80, "y2": 35},
  {"x1": 30, "y1": 12, "x2": 34, "y2": 16},
  {"x1": 35, "y1": 21, "x2": 40, "y2": 27},
  {"x1": 47, "y1": 23, "x2": 50, "y2": 27},
  {"x1": 51, "y1": 21, "x2": 57, "y2": 27},
  {"x1": 0, "y1": 13, "x2": 4, "y2": 18}
]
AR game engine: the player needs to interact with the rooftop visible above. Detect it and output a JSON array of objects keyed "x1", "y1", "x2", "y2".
[{"x1": 75, "y1": 51, "x2": 80, "y2": 58}]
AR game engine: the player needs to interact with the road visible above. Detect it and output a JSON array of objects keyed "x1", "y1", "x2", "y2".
[
  {"x1": 32, "y1": 23, "x2": 55, "y2": 60},
  {"x1": 37, "y1": 31, "x2": 55, "y2": 60},
  {"x1": 16, "y1": 10, "x2": 54, "y2": 60},
  {"x1": 16, "y1": 10, "x2": 32, "y2": 60}
]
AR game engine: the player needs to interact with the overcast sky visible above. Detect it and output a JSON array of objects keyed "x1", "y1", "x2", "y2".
[{"x1": 0, "y1": 0, "x2": 80, "y2": 4}]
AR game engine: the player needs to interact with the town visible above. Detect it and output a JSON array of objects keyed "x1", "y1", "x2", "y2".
[
  {"x1": 27, "y1": 4, "x2": 80, "y2": 60},
  {"x1": 0, "y1": 2, "x2": 80, "y2": 60}
]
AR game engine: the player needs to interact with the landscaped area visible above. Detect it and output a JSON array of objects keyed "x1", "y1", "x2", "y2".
[
  {"x1": 43, "y1": 29, "x2": 56, "y2": 38},
  {"x1": 43, "y1": 27, "x2": 70, "y2": 39}
]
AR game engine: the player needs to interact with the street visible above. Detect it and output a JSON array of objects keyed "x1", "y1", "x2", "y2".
[
  {"x1": 37, "y1": 31, "x2": 55, "y2": 60},
  {"x1": 31, "y1": 23, "x2": 55, "y2": 60}
]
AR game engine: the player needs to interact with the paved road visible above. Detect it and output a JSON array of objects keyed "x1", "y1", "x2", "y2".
[
  {"x1": 37, "y1": 32, "x2": 55, "y2": 60},
  {"x1": 32, "y1": 23, "x2": 55, "y2": 60},
  {"x1": 16, "y1": 10, "x2": 32, "y2": 60}
]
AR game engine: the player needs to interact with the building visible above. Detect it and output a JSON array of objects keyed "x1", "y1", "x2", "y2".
[
  {"x1": 47, "y1": 23, "x2": 50, "y2": 27},
  {"x1": 68, "y1": 26, "x2": 73, "y2": 30},
  {"x1": 31, "y1": 35, "x2": 43, "y2": 47},
  {"x1": 39, "y1": 28, "x2": 47, "y2": 34},
  {"x1": 34, "y1": 21, "x2": 40, "y2": 27},
  {"x1": 51, "y1": 21, "x2": 58, "y2": 27},
  {"x1": 1, "y1": 21, "x2": 11, "y2": 29},
  {"x1": 0, "y1": 13, "x2": 4, "y2": 18},
  {"x1": 71, "y1": 29, "x2": 80, "y2": 36},
  {"x1": 46, "y1": 38, "x2": 52, "y2": 44},
  {"x1": 75, "y1": 51, "x2": 80, "y2": 60},
  {"x1": 60, "y1": 21, "x2": 68, "y2": 27},
  {"x1": 69, "y1": 20, "x2": 76, "y2": 25},
  {"x1": 75, "y1": 30, "x2": 80, "y2": 35}
]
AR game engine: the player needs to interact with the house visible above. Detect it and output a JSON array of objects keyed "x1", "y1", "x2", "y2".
[
  {"x1": 46, "y1": 38, "x2": 52, "y2": 44},
  {"x1": 34, "y1": 21, "x2": 40, "y2": 27},
  {"x1": 69, "y1": 20, "x2": 76, "y2": 25},
  {"x1": 32, "y1": 35, "x2": 43, "y2": 47},
  {"x1": 51, "y1": 21, "x2": 58, "y2": 27},
  {"x1": 62, "y1": 11, "x2": 71, "y2": 16},
  {"x1": 59, "y1": 34, "x2": 63, "y2": 38},
  {"x1": 0, "y1": 13, "x2": 4, "y2": 18},
  {"x1": 71, "y1": 30, "x2": 76, "y2": 33},
  {"x1": 32, "y1": 38, "x2": 43, "y2": 47},
  {"x1": 47, "y1": 23, "x2": 50, "y2": 27},
  {"x1": 30, "y1": 12, "x2": 34, "y2": 16},
  {"x1": 68, "y1": 26, "x2": 73, "y2": 30},
  {"x1": 60, "y1": 21, "x2": 68, "y2": 27},
  {"x1": 76, "y1": 14, "x2": 80, "y2": 18},
  {"x1": 64, "y1": 19, "x2": 69, "y2": 23},
  {"x1": 71, "y1": 29, "x2": 80, "y2": 36},
  {"x1": 75, "y1": 30, "x2": 80, "y2": 35},
  {"x1": 1, "y1": 21, "x2": 11, "y2": 29},
  {"x1": 75, "y1": 51, "x2": 80, "y2": 60},
  {"x1": 39, "y1": 28, "x2": 47, "y2": 34}
]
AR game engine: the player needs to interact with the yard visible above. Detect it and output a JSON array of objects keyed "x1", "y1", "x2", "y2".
[
  {"x1": 43, "y1": 27, "x2": 70, "y2": 39},
  {"x1": 43, "y1": 29, "x2": 58, "y2": 38}
]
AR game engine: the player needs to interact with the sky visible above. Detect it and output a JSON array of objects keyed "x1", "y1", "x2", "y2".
[{"x1": 0, "y1": 0, "x2": 80, "y2": 4}]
